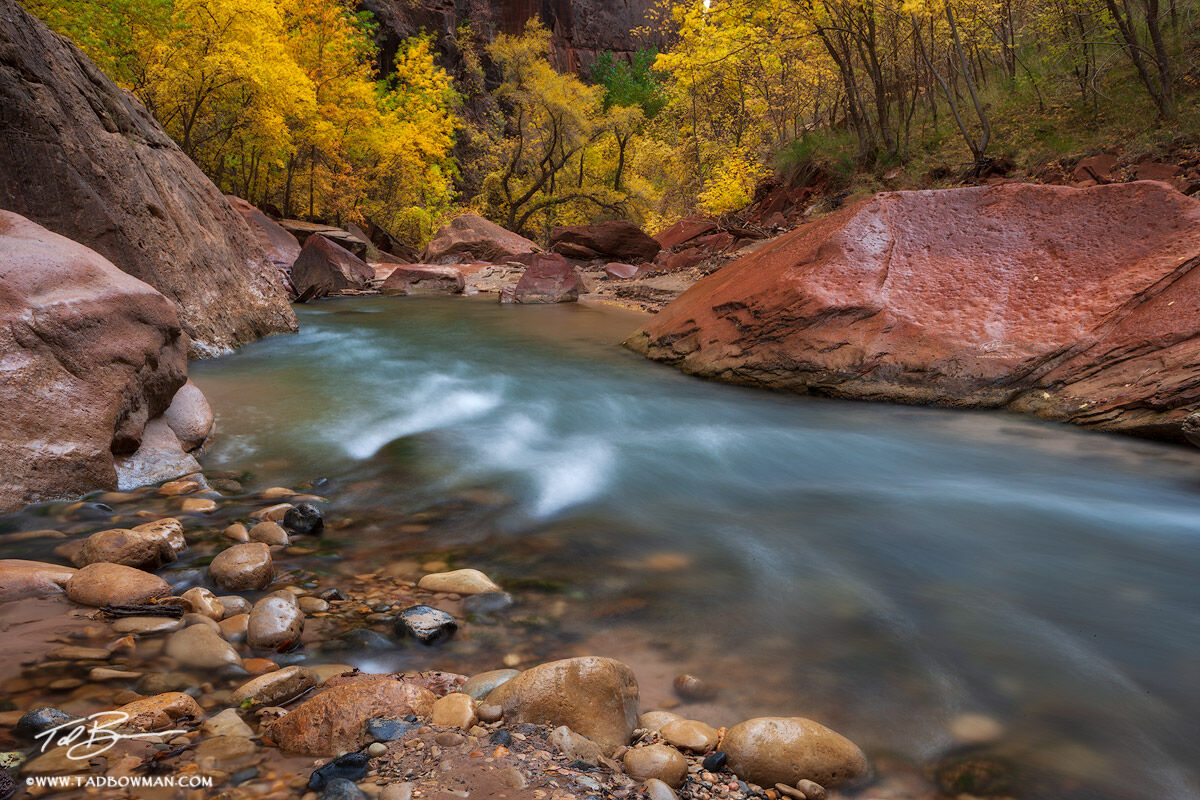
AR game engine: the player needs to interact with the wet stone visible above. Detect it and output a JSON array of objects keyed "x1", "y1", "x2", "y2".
[
  {"x1": 284, "y1": 503, "x2": 324, "y2": 535},
  {"x1": 135, "y1": 672, "x2": 192, "y2": 695},
  {"x1": 394, "y1": 605, "x2": 457, "y2": 644},
  {"x1": 702, "y1": 751, "x2": 728, "y2": 772},
  {"x1": 321, "y1": 778, "x2": 366, "y2": 800},
  {"x1": 489, "y1": 730, "x2": 513, "y2": 746},
  {"x1": 338, "y1": 628, "x2": 393, "y2": 650},
  {"x1": 16, "y1": 708, "x2": 75, "y2": 739},
  {"x1": 796, "y1": 779, "x2": 828, "y2": 800},
  {"x1": 462, "y1": 669, "x2": 520, "y2": 700},
  {"x1": 645, "y1": 778, "x2": 681, "y2": 800},
  {"x1": 366, "y1": 717, "x2": 419, "y2": 742},
  {"x1": 113, "y1": 616, "x2": 183, "y2": 635},
  {"x1": 462, "y1": 592, "x2": 514, "y2": 616},
  {"x1": 309, "y1": 752, "x2": 371, "y2": 790}
]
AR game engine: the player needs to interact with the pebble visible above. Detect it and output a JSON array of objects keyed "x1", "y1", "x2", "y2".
[
  {"x1": 950, "y1": 713, "x2": 1005, "y2": 745},
  {"x1": 462, "y1": 669, "x2": 520, "y2": 700},
  {"x1": 201, "y1": 708, "x2": 255, "y2": 738},
  {"x1": 114, "y1": 692, "x2": 203, "y2": 731},
  {"x1": 380, "y1": 783, "x2": 413, "y2": 800},
  {"x1": 88, "y1": 667, "x2": 141, "y2": 682},
  {"x1": 72, "y1": 527, "x2": 177, "y2": 570},
  {"x1": 477, "y1": 703, "x2": 503, "y2": 723},
  {"x1": 462, "y1": 591, "x2": 514, "y2": 615},
  {"x1": 218, "y1": 595, "x2": 251, "y2": 617},
  {"x1": 219, "y1": 613, "x2": 250, "y2": 643},
  {"x1": 181, "y1": 497, "x2": 218, "y2": 514},
  {"x1": 193, "y1": 735, "x2": 258, "y2": 771},
  {"x1": 489, "y1": 730, "x2": 512, "y2": 746},
  {"x1": 135, "y1": 672, "x2": 192, "y2": 695},
  {"x1": 549, "y1": 726, "x2": 603, "y2": 765},
  {"x1": 48, "y1": 645, "x2": 110, "y2": 661},
  {"x1": 639, "y1": 710, "x2": 682, "y2": 733},
  {"x1": 249, "y1": 520, "x2": 289, "y2": 546},
  {"x1": 259, "y1": 487, "x2": 296, "y2": 500},
  {"x1": 181, "y1": 612, "x2": 221, "y2": 632},
  {"x1": 224, "y1": 524, "x2": 250, "y2": 543},
  {"x1": 309, "y1": 753, "x2": 370, "y2": 790},
  {"x1": 417, "y1": 568, "x2": 500, "y2": 595},
  {"x1": 796, "y1": 779, "x2": 827, "y2": 800},
  {"x1": 159, "y1": 479, "x2": 200, "y2": 496},
  {"x1": 702, "y1": 751, "x2": 728, "y2": 771},
  {"x1": 430, "y1": 693, "x2": 476, "y2": 729},
  {"x1": 393, "y1": 605, "x2": 457, "y2": 644},
  {"x1": 15, "y1": 708, "x2": 75, "y2": 739},
  {"x1": 164, "y1": 623, "x2": 242, "y2": 669},
  {"x1": 623, "y1": 744, "x2": 688, "y2": 787},
  {"x1": 247, "y1": 593, "x2": 304, "y2": 650},
  {"x1": 284, "y1": 503, "x2": 324, "y2": 535},
  {"x1": 365, "y1": 717, "x2": 418, "y2": 742},
  {"x1": 64, "y1": 562, "x2": 169, "y2": 607},
  {"x1": 673, "y1": 673, "x2": 716, "y2": 701},
  {"x1": 182, "y1": 587, "x2": 225, "y2": 619},
  {"x1": 644, "y1": 778, "x2": 681, "y2": 800},
  {"x1": 661, "y1": 719, "x2": 720, "y2": 752},
  {"x1": 113, "y1": 616, "x2": 183, "y2": 634},
  {"x1": 299, "y1": 596, "x2": 330, "y2": 613},
  {"x1": 230, "y1": 665, "x2": 318, "y2": 707},
  {"x1": 367, "y1": 742, "x2": 388, "y2": 757},
  {"x1": 209, "y1": 543, "x2": 274, "y2": 591},
  {"x1": 722, "y1": 717, "x2": 868, "y2": 788},
  {"x1": 252, "y1": 503, "x2": 292, "y2": 521},
  {"x1": 434, "y1": 731, "x2": 464, "y2": 747}
]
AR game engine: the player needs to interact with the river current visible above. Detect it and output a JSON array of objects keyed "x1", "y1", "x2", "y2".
[{"x1": 178, "y1": 296, "x2": 1195, "y2": 799}]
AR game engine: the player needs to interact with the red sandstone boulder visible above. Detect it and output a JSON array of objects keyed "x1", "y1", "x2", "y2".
[
  {"x1": 290, "y1": 235, "x2": 375, "y2": 297},
  {"x1": 423, "y1": 214, "x2": 541, "y2": 264},
  {"x1": 551, "y1": 221, "x2": 661, "y2": 262},
  {"x1": 267, "y1": 677, "x2": 436, "y2": 755},
  {"x1": 225, "y1": 196, "x2": 300, "y2": 274},
  {"x1": 605, "y1": 262, "x2": 640, "y2": 280},
  {"x1": 1072, "y1": 154, "x2": 1119, "y2": 183},
  {"x1": 502, "y1": 254, "x2": 585, "y2": 304},
  {"x1": 654, "y1": 216, "x2": 718, "y2": 250},
  {"x1": 627, "y1": 182, "x2": 1200, "y2": 439},
  {"x1": 0, "y1": 211, "x2": 191, "y2": 511},
  {"x1": 0, "y1": 0, "x2": 296, "y2": 355},
  {"x1": 278, "y1": 220, "x2": 370, "y2": 259},
  {"x1": 380, "y1": 265, "x2": 465, "y2": 296}
]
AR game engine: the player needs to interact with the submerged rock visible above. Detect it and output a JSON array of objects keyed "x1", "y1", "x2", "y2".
[
  {"x1": 628, "y1": 182, "x2": 1200, "y2": 439},
  {"x1": 0, "y1": 560, "x2": 76, "y2": 603},
  {"x1": 418, "y1": 568, "x2": 501, "y2": 595},
  {"x1": 722, "y1": 716, "x2": 868, "y2": 788},
  {"x1": 247, "y1": 593, "x2": 305, "y2": 650},
  {"x1": 16, "y1": 708, "x2": 76, "y2": 739},
  {"x1": 73, "y1": 527, "x2": 178, "y2": 570},
  {"x1": 209, "y1": 543, "x2": 274, "y2": 591},
  {"x1": 284, "y1": 503, "x2": 325, "y2": 536},
  {"x1": 394, "y1": 605, "x2": 457, "y2": 644},
  {"x1": 164, "y1": 624, "x2": 242, "y2": 670},
  {"x1": 485, "y1": 656, "x2": 638, "y2": 755},
  {"x1": 65, "y1": 563, "x2": 170, "y2": 607}
]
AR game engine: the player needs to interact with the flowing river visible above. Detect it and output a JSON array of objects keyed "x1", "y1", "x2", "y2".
[{"x1": 143, "y1": 297, "x2": 1198, "y2": 799}]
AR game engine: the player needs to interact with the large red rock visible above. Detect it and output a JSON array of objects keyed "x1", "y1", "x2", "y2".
[
  {"x1": 627, "y1": 182, "x2": 1200, "y2": 438},
  {"x1": 267, "y1": 677, "x2": 436, "y2": 755},
  {"x1": 0, "y1": 0, "x2": 296, "y2": 356},
  {"x1": 290, "y1": 235, "x2": 375, "y2": 297},
  {"x1": 0, "y1": 211, "x2": 190, "y2": 511},
  {"x1": 551, "y1": 221, "x2": 661, "y2": 262},
  {"x1": 423, "y1": 214, "x2": 540, "y2": 264},
  {"x1": 502, "y1": 254, "x2": 585, "y2": 304},
  {"x1": 380, "y1": 265, "x2": 465, "y2": 296},
  {"x1": 654, "y1": 216, "x2": 718, "y2": 250},
  {"x1": 225, "y1": 196, "x2": 300, "y2": 274},
  {"x1": 278, "y1": 219, "x2": 370, "y2": 259}
]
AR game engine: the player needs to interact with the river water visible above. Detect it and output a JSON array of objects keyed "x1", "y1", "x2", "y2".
[{"x1": 182, "y1": 297, "x2": 1195, "y2": 799}]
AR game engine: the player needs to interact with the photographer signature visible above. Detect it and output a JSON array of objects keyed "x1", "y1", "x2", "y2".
[{"x1": 33, "y1": 712, "x2": 186, "y2": 760}]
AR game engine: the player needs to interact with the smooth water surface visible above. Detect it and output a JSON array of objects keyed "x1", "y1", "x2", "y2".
[{"x1": 190, "y1": 297, "x2": 1200, "y2": 800}]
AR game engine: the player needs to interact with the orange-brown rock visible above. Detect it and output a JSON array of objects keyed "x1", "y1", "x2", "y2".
[
  {"x1": 114, "y1": 692, "x2": 204, "y2": 731},
  {"x1": 0, "y1": 560, "x2": 76, "y2": 602},
  {"x1": 722, "y1": 717, "x2": 868, "y2": 788},
  {"x1": 65, "y1": 563, "x2": 170, "y2": 607},
  {"x1": 267, "y1": 677, "x2": 436, "y2": 755},
  {"x1": 485, "y1": 656, "x2": 638, "y2": 755},
  {"x1": 0, "y1": 212, "x2": 189, "y2": 511},
  {"x1": 627, "y1": 182, "x2": 1200, "y2": 439}
]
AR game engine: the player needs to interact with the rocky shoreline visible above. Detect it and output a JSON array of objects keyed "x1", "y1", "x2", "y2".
[{"x1": 0, "y1": 474, "x2": 918, "y2": 800}]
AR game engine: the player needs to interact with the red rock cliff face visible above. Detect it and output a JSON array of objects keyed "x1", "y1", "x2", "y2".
[
  {"x1": 0, "y1": 0, "x2": 297, "y2": 357},
  {"x1": 360, "y1": 0, "x2": 656, "y2": 76},
  {"x1": 626, "y1": 182, "x2": 1200, "y2": 440}
]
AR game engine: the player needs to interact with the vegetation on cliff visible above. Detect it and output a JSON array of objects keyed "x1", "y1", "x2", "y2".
[{"x1": 22, "y1": 0, "x2": 1200, "y2": 242}]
